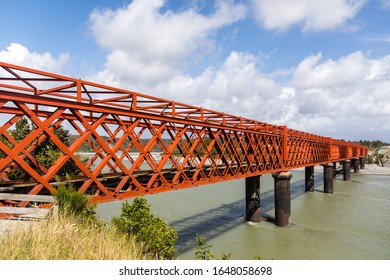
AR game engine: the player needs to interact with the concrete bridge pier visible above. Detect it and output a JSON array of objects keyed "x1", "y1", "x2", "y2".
[
  {"x1": 323, "y1": 163, "x2": 334, "y2": 193},
  {"x1": 245, "y1": 175, "x2": 261, "y2": 222},
  {"x1": 273, "y1": 171, "x2": 292, "y2": 227},
  {"x1": 305, "y1": 166, "x2": 315, "y2": 192},
  {"x1": 352, "y1": 158, "x2": 360, "y2": 173},
  {"x1": 343, "y1": 160, "x2": 351, "y2": 181},
  {"x1": 360, "y1": 157, "x2": 365, "y2": 170}
]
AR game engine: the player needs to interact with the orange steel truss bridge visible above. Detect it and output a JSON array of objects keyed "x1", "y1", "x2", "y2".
[{"x1": 0, "y1": 62, "x2": 367, "y2": 219}]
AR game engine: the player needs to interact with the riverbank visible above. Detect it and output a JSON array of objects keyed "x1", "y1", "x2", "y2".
[
  {"x1": 0, "y1": 214, "x2": 144, "y2": 260},
  {"x1": 1, "y1": 163, "x2": 389, "y2": 260},
  {"x1": 359, "y1": 163, "x2": 390, "y2": 176},
  {"x1": 0, "y1": 219, "x2": 36, "y2": 235}
]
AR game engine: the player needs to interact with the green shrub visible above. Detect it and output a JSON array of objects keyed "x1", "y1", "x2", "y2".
[
  {"x1": 194, "y1": 234, "x2": 215, "y2": 260},
  {"x1": 194, "y1": 234, "x2": 231, "y2": 260},
  {"x1": 112, "y1": 198, "x2": 177, "y2": 260},
  {"x1": 53, "y1": 182, "x2": 96, "y2": 220}
]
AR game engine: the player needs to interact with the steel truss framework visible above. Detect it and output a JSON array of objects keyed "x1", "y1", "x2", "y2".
[{"x1": 0, "y1": 62, "x2": 367, "y2": 206}]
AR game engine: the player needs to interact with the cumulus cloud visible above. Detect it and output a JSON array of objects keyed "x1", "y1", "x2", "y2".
[
  {"x1": 89, "y1": 0, "x2": 246, "y2": 87},
  {"x1": 149, "y1": 49, "x2": 390, "y2": 140},
  {"x1": 289, "y1": 51, "x2": 390, "y2": 138},
  {"x1": 251, "y1": 0, "x2": 366, "y2": 32},
  {"x1": 291, "y1": 51, "x2": 367, "y2": 88},
  {"x1": 152, "y1": 51, "x2": 286, "y2": 119},
  {"x1": 0, "y1": 43, "x2": 69, "y2": 72},
  {"x1": 86, "y1": 0, "x2": 390, "y2": 141}
]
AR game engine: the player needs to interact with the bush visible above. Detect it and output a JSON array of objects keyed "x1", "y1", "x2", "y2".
[
  {"x1": 52, "y1": 182, "x2": 96, "y2": 220},
  {"x1": 112, "y1": 198, "x2": 177, "y2": 260},
  {"x1": 194, "y1": 234, "x2": 215, "y2": 260},
  {"x1": 194, "y1": 234, "x2": 231, "y2": 260}
]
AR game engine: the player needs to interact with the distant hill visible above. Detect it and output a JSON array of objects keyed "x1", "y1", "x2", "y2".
[{"x1": 353, "y1": 140, "x2": 390, "y2": 149}]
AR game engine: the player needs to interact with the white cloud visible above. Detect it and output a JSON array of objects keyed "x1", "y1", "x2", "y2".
[
  {"x1": 364, "y1": 34, "x2": 390, "y2": 43},
  {"x1": 291, "y1": 51, "x2": 367, "y2": 88},
  {"x1": 0, "y1": 43, "x2": 69, "y2": 72},
  {"x1": 151, "y1": 51, "x2": 295, "y2": 126},
  {"x1": 0, "y1": 43, "x2": 70, "y2": 128},
  {"x1": 379, "y1": 0, "x2": 390, "y2": 9},
  {"x1": 86, "y1": 0, "x2": 390, "y2": 141},
  {"x1": 289, "y1": 51, "x2": 390, "y2": 139},
  {"x1": 149, "y1": 49, "x2": 390, "y2": 141},
  {"x1": 251, "y1": 0, "x2": 366, "y2": 32},
  {"x1": 89, "y1": 0, "x2": 246, "y2": 88}
]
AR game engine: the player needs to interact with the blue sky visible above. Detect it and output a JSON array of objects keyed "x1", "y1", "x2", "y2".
[{"x1": 1, "y1": 0, "x2": 390, "y2": 141}]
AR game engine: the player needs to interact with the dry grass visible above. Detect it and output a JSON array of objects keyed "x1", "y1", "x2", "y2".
[{"x1": 0, "y1": 214, "x2": 146, "y2": 260}]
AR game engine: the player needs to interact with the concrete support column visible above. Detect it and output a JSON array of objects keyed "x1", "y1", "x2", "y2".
[
  {"x1": 323, "y1": 163, "x2": 334, "y2": 193},
  {"x1": 343, "y1": 160, "x2": 351, "y2": 181},
  {"x1": 245, "y1": 175, "x2": 261, "y2": 222},
  {"x1": 273, "y1": 171, "x2": 292, "y2": 227},
  {"x1": 305, "y1": 166, "x2": 315, "y2": 192},
  {"x1": 360, "y1": 157, "x2": 365, "y2": 170},
  {"x1": 353, "y1": 158, "x2": 360, "y2": 173}
]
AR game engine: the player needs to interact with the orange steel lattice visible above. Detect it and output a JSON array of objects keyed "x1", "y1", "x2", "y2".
[{"x1": 0, "y1": 62, "x2": 367, "y2": 206}]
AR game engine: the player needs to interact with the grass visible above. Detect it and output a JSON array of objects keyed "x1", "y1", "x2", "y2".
[{"x1": 0, "y1": 213, "x2": 146, "y2": 260}]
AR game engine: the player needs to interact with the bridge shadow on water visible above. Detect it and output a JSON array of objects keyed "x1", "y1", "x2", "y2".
[{"x1": 172, "y1": 172, "x2": 323, "y2": 255}]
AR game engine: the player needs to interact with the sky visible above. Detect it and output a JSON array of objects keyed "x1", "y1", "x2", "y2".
[{"x1": 0, "y1": 0, "x2": 389, "y2": 142}]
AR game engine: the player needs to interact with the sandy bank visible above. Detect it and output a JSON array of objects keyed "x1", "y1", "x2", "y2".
[
  {"x1": 358, "y1": 163, "x2": 390, "y2": 176},
  {"x1": 0, "y1": 219, "x2": 37, "y2": 235}
]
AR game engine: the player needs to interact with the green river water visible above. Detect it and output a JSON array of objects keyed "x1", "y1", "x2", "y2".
[{"x1": 96, "y1": 166, "x2": 390, "y2": 260}]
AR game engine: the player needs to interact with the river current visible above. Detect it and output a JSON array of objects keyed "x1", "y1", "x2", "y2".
[{"x1": 96, "y1": 166, "x2": 390, "y2": 260}]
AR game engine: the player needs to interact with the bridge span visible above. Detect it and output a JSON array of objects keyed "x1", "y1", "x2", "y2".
[{"x1": 0, "y1": 62, "x2": 367, "y2": 225}]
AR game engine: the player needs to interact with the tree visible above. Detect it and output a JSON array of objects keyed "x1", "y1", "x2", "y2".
[
  {"x1": 12, "y1": 117, "x2": 31, "y2": 142},
  {"x1": 5, "y1": 118, "x2": 35, "y2": 180},
  {"x1": 6, "y1": 117, "x2": 87, "y2": 180}
]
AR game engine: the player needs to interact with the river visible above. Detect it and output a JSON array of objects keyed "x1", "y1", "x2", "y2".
[{"x1": 96, "y1": 165, "x2": 390, "y2": 260}]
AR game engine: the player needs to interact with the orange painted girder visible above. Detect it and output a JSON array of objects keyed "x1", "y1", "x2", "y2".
[{"x1": 0, "y1": 62, "x2": 368, "y2": 206}]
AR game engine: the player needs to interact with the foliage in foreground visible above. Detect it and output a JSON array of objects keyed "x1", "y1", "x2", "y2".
[
  {"x1": 194, "y1": 234, "x2": 232, "y2": 260},
  {"x1": 112, "y1": 198, "x2": 178, "y2": 260},
  {"x1": 0, "y1": 214, "x2": 144, "y2": 260},
  {"x1": 52, "y1": 181, "x2": 96, "y2": 220},
  {"x1": 0, "y1": 187, "x2": 146, "y2": 260},
  {"x1": 194, "y1": 234, "x2": 267, "y2": 260}
]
